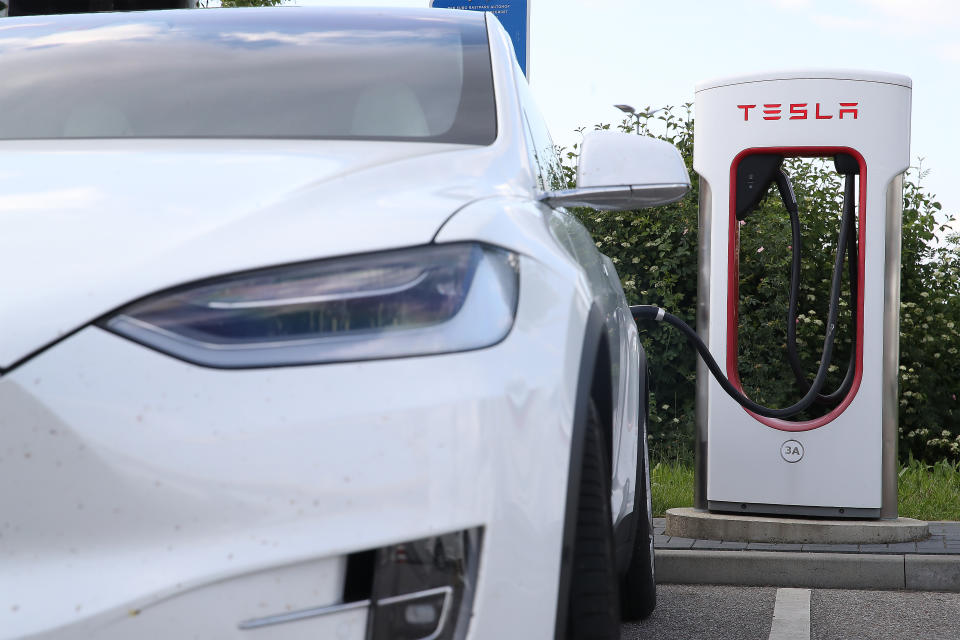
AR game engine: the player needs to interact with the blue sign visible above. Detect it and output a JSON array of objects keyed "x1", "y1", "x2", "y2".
[{"x1": 431, "y1": 0, "x2": 530, "y2": 78}]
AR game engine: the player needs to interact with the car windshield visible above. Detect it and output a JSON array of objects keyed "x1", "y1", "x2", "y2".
[{"x1": 0, "y1": 8, "x2": 497, "y2": 144}]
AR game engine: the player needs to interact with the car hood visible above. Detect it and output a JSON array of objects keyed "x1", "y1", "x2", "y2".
[{"x1": 0, "y1": 139, "x2": 522, "y2": 369}]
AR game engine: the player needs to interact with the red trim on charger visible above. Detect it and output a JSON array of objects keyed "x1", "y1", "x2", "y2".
[{"x1": 727, "y1": 146, "x2": 866, "y2": 432}]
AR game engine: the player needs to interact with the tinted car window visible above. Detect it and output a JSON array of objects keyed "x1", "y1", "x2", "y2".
[{"x1": 0, "y1": 8, "x2": 497, "y2": 143}]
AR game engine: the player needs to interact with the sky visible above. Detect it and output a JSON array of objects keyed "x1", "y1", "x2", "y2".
[{"x1": 296, "y1": 0, "x2": 959, "y2": 224}]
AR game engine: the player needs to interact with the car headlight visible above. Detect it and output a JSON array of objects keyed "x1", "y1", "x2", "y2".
[{"x1": 103, "y1": 243, "x2": 519, "y2": 368}]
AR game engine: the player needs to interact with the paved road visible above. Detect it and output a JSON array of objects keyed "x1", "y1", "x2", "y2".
[
  {"x1": 811, "y1": 589, "x2": 960, "y2": 639},
  {"x1": 622, "y1": 585, "x2": 960, "y2": 639}
]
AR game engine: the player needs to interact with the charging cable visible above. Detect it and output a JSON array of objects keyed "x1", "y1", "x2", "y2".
[{"x1": 631, "y1": 166, "x2": 857, "y2": 419}]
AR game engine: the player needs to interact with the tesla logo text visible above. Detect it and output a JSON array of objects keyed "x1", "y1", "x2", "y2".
[{"x1": 737, "y1": 102, "x2": 858, "y2": 121}]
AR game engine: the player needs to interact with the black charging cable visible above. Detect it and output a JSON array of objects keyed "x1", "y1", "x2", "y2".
[
  {"x1": 783, "y1": 171, "x2": 859, "y2": 404},
  {"x1": 631, "y1": 167, "x2": 857, "y2": 419}
]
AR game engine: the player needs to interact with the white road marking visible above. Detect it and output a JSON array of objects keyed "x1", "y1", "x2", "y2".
[{"x1": 768, "y1": 588, "x2": 811, "y2": 640}]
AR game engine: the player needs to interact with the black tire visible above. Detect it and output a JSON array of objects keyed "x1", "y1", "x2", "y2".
[
  {"x1": 565, "y1": 401, "x2": 621, "y2": 640},
  {"x1": 619, "y1": 431, "x2": 656, "y2": 620},
  {"x1": 620, "y1": 357, "x2": 657, "y2": 620}
]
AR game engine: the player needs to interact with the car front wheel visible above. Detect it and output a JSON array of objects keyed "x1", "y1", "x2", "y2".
[
  {"x1": 565, "y1": 401, "x2": 621, "y2": 639},
  {"x1": 620, "y1": 355, "x2": 656, "y2": 620},
  {"x1": 619, "y1": 432, "x2": 656, "y2": 620}
]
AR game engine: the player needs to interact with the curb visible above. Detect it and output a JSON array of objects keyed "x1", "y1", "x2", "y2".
[
  {"x1": 656, "y1": 550, "x2": 960, "y2": 592},
  {"x1": 665, "y1": 508, "x2": 929, "y2": 544}
]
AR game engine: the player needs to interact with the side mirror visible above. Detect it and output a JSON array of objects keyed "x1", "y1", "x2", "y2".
[{"x1": 542, "y1": 131, "x2": 690, "y2": 210}]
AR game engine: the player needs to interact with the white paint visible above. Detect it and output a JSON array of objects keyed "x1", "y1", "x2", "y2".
[
  {"x1": 0, "y1": 139, "x2": 518, "y2": 368},
  {"x1": 768, "y1": 588, "x2": 811, "y2": 640},
  {"x1": 696, "y1": 71, "x2": 911, "y2": 511},
  {"x1": 576, "y1": 131, "x2": 689, "y2": 189},
  {"x1": 0, "y1": 11, "x2": 653, "y2": 638}
]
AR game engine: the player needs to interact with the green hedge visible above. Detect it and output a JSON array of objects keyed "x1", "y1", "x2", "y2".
[{"x1": 563, "y1": 106, "x2": 960, "y2": 463}]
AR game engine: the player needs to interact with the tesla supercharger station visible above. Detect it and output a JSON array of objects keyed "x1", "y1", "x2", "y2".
[{"x1": 692, "y1": 71, "x2": 912, "y2": 518}]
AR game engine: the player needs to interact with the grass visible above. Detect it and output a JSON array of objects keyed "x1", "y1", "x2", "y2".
[
  {"x1": 650, "y1": 457, "x2": 960, "y2": 521},
  {"x1": 650, "y1": 459, "x2": 695, "y2": 517},
  {"x1": 898, "y1": 459, "x2": 960, "y2": 521}
]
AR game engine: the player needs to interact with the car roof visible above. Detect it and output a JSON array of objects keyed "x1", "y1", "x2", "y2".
[{"x1": 0, "y1": 5, "x2": 489, "y2": 33}]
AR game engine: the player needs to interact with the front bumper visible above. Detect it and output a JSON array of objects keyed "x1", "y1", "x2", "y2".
[{"x1": 0, "y1": 255, "x2": 589, "y2": 639}]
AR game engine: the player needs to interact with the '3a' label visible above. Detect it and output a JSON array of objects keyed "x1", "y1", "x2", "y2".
[{"x1": 781, "y1": 440, "x2": 804, "y2": 463}]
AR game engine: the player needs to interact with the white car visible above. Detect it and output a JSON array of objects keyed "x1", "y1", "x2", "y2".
[{"x1": 0, "y1": 7, "x2": 689, "y2": 639}]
